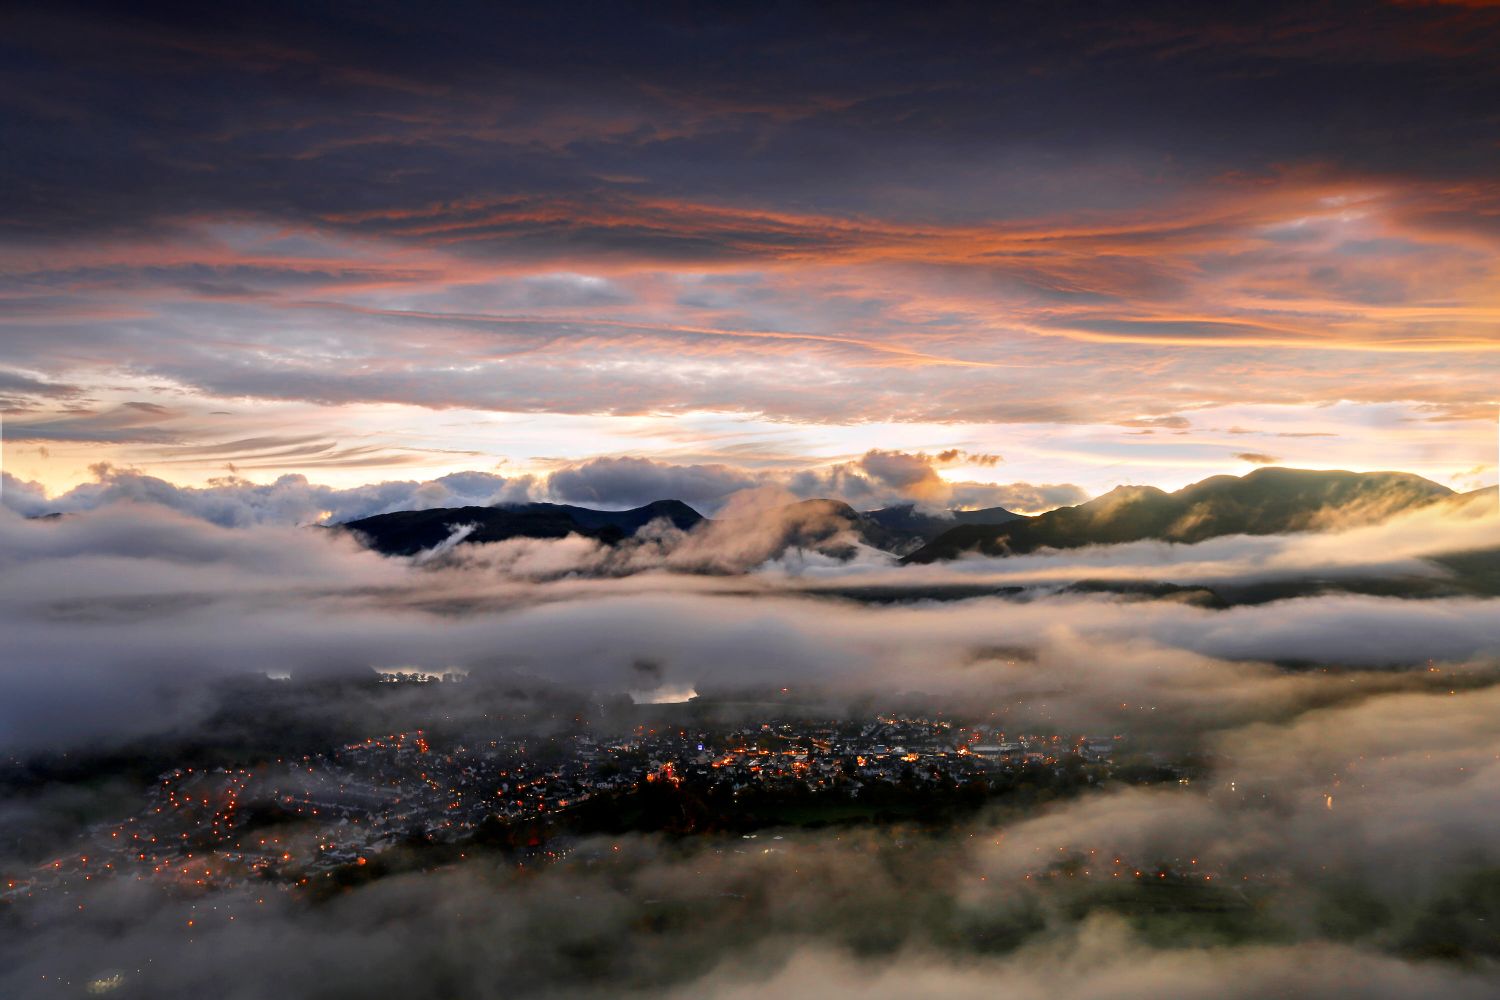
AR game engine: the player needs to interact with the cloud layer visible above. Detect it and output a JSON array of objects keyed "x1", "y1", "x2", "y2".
[
  {"x1": 2, "y1": 486, "x2": 1498, "y2": 997},
  {"x1": 2, "y1": 497, "x2": 1497, "y2": 750},
  {"x1": 2, "y1": 449, "x2": 1088, "y2": 524}
]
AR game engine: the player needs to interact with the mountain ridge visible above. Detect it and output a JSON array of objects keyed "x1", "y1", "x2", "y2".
[
  {"x1": 336, "y1": 468, "x2": 1469, "y2": 564},
  {"x1": 863, "y1": 503, "x2": 1023, "y2": 544},
  {"x1": 902, "y1": 467, "x2": 1455, "y2": 564},
  {"x1": 339, "y1": 496, "x2": 1019, "y2": 558},
  {"x1": 341, "y1": 499, "x2": 705, "y2": 556}
]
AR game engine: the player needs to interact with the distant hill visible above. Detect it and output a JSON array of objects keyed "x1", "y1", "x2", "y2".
[
  {"x1": 863, "y1": 503, "x2": 1023, "y2": 544},
  {"x1": 337, "y1": 468, "x2": 1469, "y2": 566},
  {"x1": 1453, "y1": 484, "x2": 1499, "y2": 510},
  {"x1": 341, "y1": 499, "x2": 703, "y2": 556},
  {"x1": 341, "y1": 495, "x2": 971, "y2": 559},
  {"x1": 903, "y1": 468, "x2": 1455, "y2": 564}
]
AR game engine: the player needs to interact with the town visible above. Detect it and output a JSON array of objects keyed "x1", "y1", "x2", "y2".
[{"x1": 3, "y1": 706, "x2": 1203, "y2": 912}]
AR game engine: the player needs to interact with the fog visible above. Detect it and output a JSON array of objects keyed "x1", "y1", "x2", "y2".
[
  {"x1": 1, "y1": 498, "x2": 1497, "y2": 998},
  {"x1": 4, "y1": 502, "x2": 1499, "y2": 752}
]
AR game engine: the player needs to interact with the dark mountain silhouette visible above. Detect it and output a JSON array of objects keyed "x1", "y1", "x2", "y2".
[
  {"x1": 341, "y1": 499, "x2": 703, "y2": 556},
  {"x1": 903, "y1": 468, "x2": 1455, "y2": 564},
  {"x1": 862, "y1": 503, "x2": 1023, "y2": 543},
  {"x1": 337, "y1": 468, "x2": 1477, "y2": 568},
  {"x1": 341, "y1": 496, "x2": 945, "y2": 559},
  {"x1": 528, "y1": 500, "x2": 703, "y2": 535}
]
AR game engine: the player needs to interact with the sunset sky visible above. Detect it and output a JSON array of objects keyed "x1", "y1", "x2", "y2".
[{"x1": 2, "y1": 0, "x2": 1497, "y2": 513}]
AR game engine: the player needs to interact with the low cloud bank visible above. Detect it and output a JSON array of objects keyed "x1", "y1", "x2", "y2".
[
  {"x1": 0, "y1": 466, "x2": 534, "y2": 526},
  {"x1": 2, "y1": 449, "x2": 1087, "y2": 527},
  {"x1": 2, "y1": 502, "x2": 1498, "y2": 752},
  {"x1": 2, "y1": 496, "x2": 1499, "y2": 998}
]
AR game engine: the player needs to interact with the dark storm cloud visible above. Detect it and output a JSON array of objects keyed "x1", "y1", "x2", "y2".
[
  {"x1": 2, "y1": 0, "x2": 1498, "y2": 244},
  {"x1": 0, "y1": 0, "x2": 1494, "y2": 439},
  {"x1": 547, "y1": 457, "x2": 759, "y2": 509}
]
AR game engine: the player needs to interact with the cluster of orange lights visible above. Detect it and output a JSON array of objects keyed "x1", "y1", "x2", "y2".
[{"x1": 645, "y1": 762, "x2": 683, "y2": 787}]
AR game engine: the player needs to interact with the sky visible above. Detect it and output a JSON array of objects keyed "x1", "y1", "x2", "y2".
[
  {"x1": 5, "y1": 8, "x2": 1500, "y2": 992},
  {"x1": 2, "y1": 0, "x2": 1498, "y2": 515}
]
